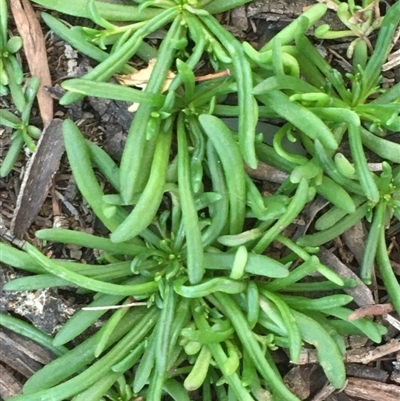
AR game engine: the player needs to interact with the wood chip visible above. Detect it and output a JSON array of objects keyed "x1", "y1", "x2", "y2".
[
  {"x1": 391, "y1": 371, "x2": 400, "y2": 384},
  {"x1": 0, "y1": 328, "x2": 46, "y2": 377},
  {"x1": 344, "y1": 377, "x2": 400, "y2": 401},
  {"x1": 318, "y1": 247, "x2": 374, "y2": 306},
  {"x1": 383, "y1": 314, "x2": 400, "y2": 331},
  {"x1": 346, "y1": 363, "x2": 389, "y2": 382},
  {"x1": 0, "y1": 363, "x2": 23, "y2": 400},
  {"x1": 245, "y1": 162, "x2": 288, "y2": 183},
  {"x1": 356, "y1": 339, "x2": 400, "y2": 365},
  {"x1": 10, "y1": 0, "x2": 53, "y2": 124},
  {"x1": 283, "y1": 366, "x2": 312, "y2": 399},
  {"x1": 342, "y1": 220, "x2": 366, "y2": 265},
  {"x1": 383, "y1": 48, "x2": 400, "y2": 72},
  {"x1": 11, "y1": 119, "x2": 64, "y2": 237}
]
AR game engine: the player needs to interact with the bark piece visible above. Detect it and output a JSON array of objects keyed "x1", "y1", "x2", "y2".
[
  {"x1": 11, "y1": 119, "x2": 64, "y2": 237},
  {"x1": 391, "y1": 371, "x2": 400, "y2": 384},
  {"x1": 247, "y1": 0, "x2": 344, "y2": 30},
  {"x1": 344, "y1": 377, "x2": 400, "y2": 401},
  {"x1": 318, "y1": 247, "x2": 374, "y2": 306},
  {"x1": 0, "y1": 363, "x2": 23, "y2": 400},
  {"x1": 283, "y1": 365, "x2": 313, "y2": 399},
  {"x1": 0, "y1": 326, "x2": 53, "y2": 377},
  {"x1": 342, "y1": 221, "x2": 366, "y2": 265},
  {"x1": 310, "y1": 382, "x2": 337, "y2": 401},
  {"x1": 10, "y1": 0, "x2": 53, "y2": 124},
  {"x1": 296, "y1": 339, "x2": 400, "y2": 365},
  {"x1": 346, "y1": 364, "x2": 389, "y2": 382},
  {"x1": 355, "y1": 339, "x2": 400, "y2": 365},
  {"x1": 231, "y1": 5, "x2": 249, "y2": 32},
  {"x1": 2, "y1": 286, "x2": 77, "y2": 335},
  {"x1": 245, "y1": 162, "x2": 288, "y2": 183}
]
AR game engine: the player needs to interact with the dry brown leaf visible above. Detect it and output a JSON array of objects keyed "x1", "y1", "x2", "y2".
[
  {"x1": 316, "y1": 0, "x2": 338, "y2": 11},
  {"x1": 348, "y1": 1, "x2": 378, "y2": 25},
  {"x1": 117, "y1": 62, "x2": 230, "y2": 112},
  {"x1": 116, "y1": 58, "x2": 175, "y2": 112},
  {"x1": 10, "y1": 0, "x2": 53, "y2": 124},
  {"x1": 116, "y1": 58, "x2": 176, "y2": 92}
]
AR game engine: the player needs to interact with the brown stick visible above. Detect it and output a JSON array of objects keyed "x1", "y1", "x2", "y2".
[
  {"x1": 10, "y1": 0, "x2": 53, "y2": 124},
  {"x1": 344, "y1": 377, "x2": 400, "y2": 401}
]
